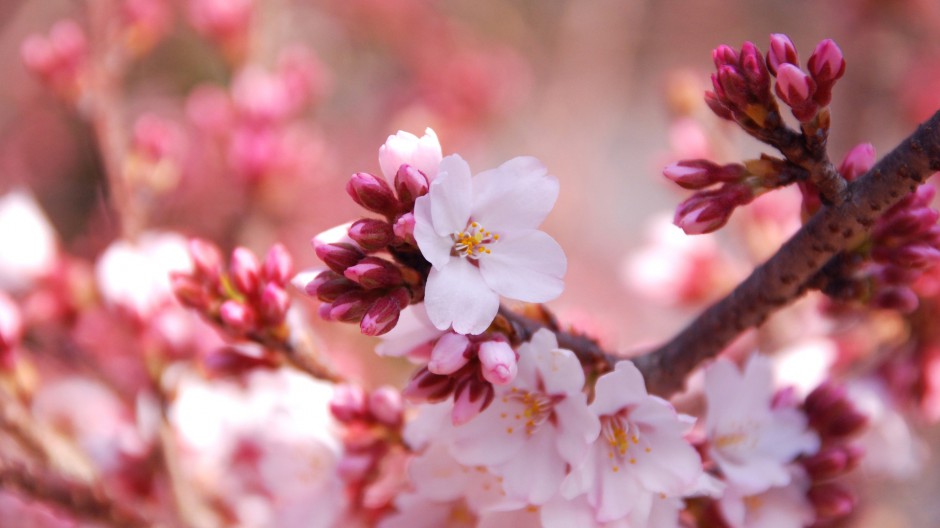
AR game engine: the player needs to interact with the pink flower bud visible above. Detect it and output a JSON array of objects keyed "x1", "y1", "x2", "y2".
[
  {"x1": 885, "y1": 244, "x2": 940, "y2": 269},
  {"x1": 219, "y1": 300, "x2": 255, "y2": 333},
  {"x1": 872, "y1": 287, "x2": 920, "y2": 313},
  {"x1": 259, "y1": 283, "x2": 290, "y2": 324},
  {"x1": 766, "y1": 33, "x2": 799, "y2": 74},
  {"x1": 674, "y1": 185, "x2": 751, "y2": 235},
  {"x1": 837, "y1": 143, "x2": 875, "y2": 181},
  {"x1": 716, "y1": 65, "x2": 750, "y2": 109},
  {"x1": 808, "y1": 39, "x2": 846, "y2": 86},
  {"x1": 188, "y1": 238, "x2": 223, "y2": 283},
  {"x1": 802, "y1": 447, "x2": 849, "y2": 480},
  {"x1": 775, "y1": 63, "x2": 815, "y2": 106},
  {"x1": 228, "y1": 127, "x2": 280, "y2": 181},
  {"x1": 0, "y1": 292, "x2": 23, "y2": 353},
  {"x1": 360, "y1": 295, "x2": 402, "y2": 336},
  {"x1": 704, "y1": 90, "x2": 734, "y2": 120},
  {"x1": 477, "y1": 340, "x2": 518, "y2": 386},
  {"x1": 344, "y1": 257, "x2": 403, "y2": 290},
  {"x1": 170, "y1": 272, "x2": 208, "y2": 310},
  {"x1": 874, "y1": 208, "x2": 939, "y2": 243},
  {"x1": 348, "y1": 219, "x2": 393, "y2": 251},
  {"x1": 394, "y1": 164, "x2": 430, "y2": 208},
  {"x1": 368, "y1": 386, "x2": 403, "y2": 426},
  {"x1": 229, "y1": 247, "x2": 261, "y2": 296},
  {"x1": 663, "y1": 160, "x2": 745, "y2": 190},
  {"x1": 315, "y1": 242, "x2": 364, "y2": 274},
  {"x1": 306, "y1": 271, "x2": 357, "y2": 302},
  {"x1": 132, "y1": 113, "x2": 181, "y2": 160},
  {"x1": 740, "y1": 42, "x2": 770, "y2": 99},
  {"x1": 712, "y1": 45, "x2": 739, "y2": 68},
  {"x1": 346, "y1": 172, "x2": 399, "y2": 216},
  {"x1": 451, "y1": 378, "x2": 494, "y2": 426},
  {"x1": 21, "y1": 35, "x2": 55, "y2": 77},
  {"x1": 330, "y1": 384, "x2": 367, "y2": 423},
  {"x1": 336, "y1": 453, "x2": 373, "y2": 481},
  {"x1": 428, "y1": 333, "x2": 471, "y2": 375},
  {"x1": 393, "y1": 213, "x2": 416, "y2": 245},
  {"x1": 49, "y1": 20, "x2": 87, "y2": 66},
  {"x1": 262, "y1": 243, "x2": 293, "y2": 286},
  {"x1": 809, "y1": 483, "x2": 855, "y2": 521},
  {"x1": 402, "y1": 367, "x2": 456, "y2": 403},
  {"x1": 805, "y1": 382, "x2": 845, "y2": 419},
  {"x1": 329, "y1": 290, "x2": 376, "y2": 323}
]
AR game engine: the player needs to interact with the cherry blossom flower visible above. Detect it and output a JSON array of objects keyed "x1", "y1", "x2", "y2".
[
  {"x1": 717, "y1": 469, "x2": 815, "y2": 528},
  {"x1": 451, "y1": 329, "x2": 597, "y2": 504},
  {"x1": 704, "y1": 355, "x2": 819, "y2": 495},
  {"x1": 0, "y1": 189, "x2": 58, "y2": 293},
  {"x1": 378, "y1": 128, "x2": 442, "y2": 181},
  {"x1": 560, "y1": 360, "x2": 703, "y2": 524},
  {"x1": 414, "y1": 155, "x2": 566, "y2": 334}
]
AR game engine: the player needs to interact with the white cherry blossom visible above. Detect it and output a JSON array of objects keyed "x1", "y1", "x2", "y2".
[
  {"x1": 378, "y1": 128, "x2": 442, "y2": 181},
  {"x1": 414, "y1": 155, "x2": 566, "y2": 334}
]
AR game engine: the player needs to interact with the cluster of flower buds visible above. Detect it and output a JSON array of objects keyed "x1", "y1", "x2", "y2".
[
  {"x1": 20, "y1": 19, "x2": 88, "y2": 100},
  {"x1": 800, "y1": 382, "x2": 868, "y2": 524},
  {"x1": 707, "y1": 35, "x2": 845, "y2": 125},
  {"x1": 171, "y1": 239, "x2": 294, "y2": 342},
  {"x1": 402, "y1": 334, "x2": 518, "y2": 425},
  {"x1": 329, "y1": 384, "x2": 405, "y2": 516},
  {"x1": 306, "y1": 160, "x2": 435, "y2": 336},
  {"x1": 665, "y1": 160, "x2": 761, "y2": 235}
]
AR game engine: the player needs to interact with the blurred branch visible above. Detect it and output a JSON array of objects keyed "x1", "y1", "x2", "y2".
[{"x1": 633, "y1": 109, "x2": 940, "y2": 397}]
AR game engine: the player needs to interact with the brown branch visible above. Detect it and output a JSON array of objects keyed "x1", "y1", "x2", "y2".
[{"x1": 633, "y1": 109, "x2": 940, "y2": 397}]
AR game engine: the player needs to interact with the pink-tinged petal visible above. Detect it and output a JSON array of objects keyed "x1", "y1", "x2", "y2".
[
  {"x1": 428, "y1": 332, "x2": 471, "y2": 375},
  {"x1": 478, "y1": 341, "x2": 518, "y2": 385},
  {"x1": 378, "y1": 128, "x2": 442, "y2": 181},
  {"x1": 591, "y1": 361, "x2": 650, "y2": 416},
  {"x1": 471, "y1": 157, "x2": 559, "y2": 231},
  {"x1": 529, "y1": 337, "x2": 585, "y2": 394},
  {"x1": 596, "y1": 465, "x2": 646, "y2": 522},
  {"x1": 496, "y1": 427, "x2": 567, "y2": 504},
  {"x1": 425, "y1": 260, "x2": 500, "y2": 334},
  {"x1": 553, "y1": 397, "x2": 601, "y2": 464},
  {"x1": 375, "y1": 304, "x2": 442, "y2": 358},
  {"x1": 451, "y1": 396, "x2": 527, "y2": 466},
  {"x1": 408, "y1": 442, "x2": 471, "y2": 502},
  {"x1": 540, "y1": 496, "x2": 598, "y2": 528},
  {"x1": 429, "y1": 154, "x2": 473, "y2": 236},
  {"x1": 479, "y1": 230, "x2": 566, "y2": 303},
  {"x1": 413, "y1": 197, "x2": 453, "y2": 269}
]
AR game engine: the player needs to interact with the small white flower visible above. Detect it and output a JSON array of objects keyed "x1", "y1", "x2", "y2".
[
  {"x1": 414, "y1": 155, "x2": 566, "y2": 334},
  {"x1": 0, "y1": 189, "x2": 57, "y2": 293},
  {"x1": 378, "y1": 128, "x2": 442, "y2": 181}
]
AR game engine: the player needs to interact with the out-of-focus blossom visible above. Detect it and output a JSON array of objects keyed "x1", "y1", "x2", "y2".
[
  {"x1": 95, "y1": 232, "x2": 192, "y2": 319},
  {"x1": 375, "y1": 304, "x2": 441, "y2": 360},
  {"x1": 847, "y1": 379, "x2": 926, "y2": 479},
  {"x1": 718, "y1": 469, "x2": 815, "y2": 528},
  {"x1": 20, "y1": 20, "x2": 87, "y2": 98},
  {"x1": 704, "y1": 355, "x2": 819, "y2": 494},
  {"x1": 771, "y1": 338, "x2": 837, "y2": 398},
  {"x1": 561, "y1": 361, "x2": 702, "y2": 524},
  {"x1": 378, "y1": 128, "x2": 442, "y2": 182},
  {"x1": 0, "y1": 190, "x2": 58, "y2": 293},
  {"x1": 414, "y1": 155, "x2": 566, "y2": 334},
  {"x1": 0, "y1": 292, "x2": 23, "y2": 360},
  {"x1": 451, "y1": 329, "x2": 598, "y2": 505}
]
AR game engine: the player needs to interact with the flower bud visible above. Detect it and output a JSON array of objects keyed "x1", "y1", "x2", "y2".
[
  {"x1": 712, "y1": 45, "x2": 739, "y2": 68},
  {"x1": 885, "y1": 244, "x2": 940, "y2": 269},
  {"x1": 740, "y1": 42, "x2": 770, "y2": 100},
  {"x1": 188, "y1": 238, "x2": 223, "y2": 284},
  {"x1": 428, "y1": 333, "x2": 471, "y2": 375},
  {"x1": 872, "y1": 287, "x2": 919, "y2": 313},
  {"x1": 704, "y1": 90, "x2": 734, "y2": 121},
  {"x1": 394, "y1": 164, "x2": 429, "y2": 208},
  {"x1": 663, "y1": 159, "x2": 745, "y2": 190},
  {"x1": 451, "y1": 377, "x2": 494, "y2": 426},
  {"x1": 360, "y1": 295, "x2": 402, "y2": 336},
  {"x1": 170, "y1": 272, "x2": 208, "y2": 309},
  {"x1": 775, "y1": 64, "x2": 816, "y2": 110},
  {"x1": 808, "y1": 39, "x2": 845, "y2": 94},
  {"x1": 802, "y1": 447, "x2": 849, "y2": 480},
  {"x1": 837, "y1": 143, "x2": 875, "y2": 182},
  {"x1": 348, "y1": 219, "x2": 393, "y2": 251},
  {"x1": 330, "y1": 384, "x2": 367, "y2": 423},
  {"x1": 344, "y1": 257, "x2": 403, "y2": 290},
  {"x1": 346, "y1": 172, "x2": 399, "y2": 216},
  {"x1": 262, "y1": 243, "x2": 293, "y2": 286},
  {"x1": 259, "y1": 283, "x2": 290, "y2": 324},
  {"x1": 393, "y1": 213, "x2": 416, "y2": 245},
  {"x1": 315, "y1": 242, "x2": 364, "y2": 274},
  {"x1": 229, "y1": 247, "x2": 261, "y2": 296},
  {"x1": 809, "y1": 483, "x2": 855, "y2": 521},
  {"x1": 477, "y1": 340, "x2": 518, "y2": 385},
  {"x1": 219, "y1": 300, "x2": 255, "y2": 333},
  {"x1": 402, "y1": 367, "x2": 456, "y2": 403},
  {"x1": 674, "y1": 185, "x2": 752, "y2": 235},
  {"x1": 306, "y1": 271, "x2": 357, "y2": 302},
  {"x1": 329, "y1": 290, "x2": 376, "y2": 323},
  {"x1": 368, "y1": 386, "x2": 403, "y2": 426},
  {"x1": 0, "y1": 292, "x2": 22, "y2": 353},
  {"x1": 766, "y1": 33, "x2": 798, "y2": 74},
  {"x1": 717, "y1": 65, "x2": 750, "y2": 109},
  {"x1": 378, "y1": 128, "x2": 442, "y2": 181}
]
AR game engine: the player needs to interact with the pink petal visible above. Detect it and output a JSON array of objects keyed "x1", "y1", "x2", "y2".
[
  {"x1": 591, "y1": 361, "x2": 650, "y2": 417},
  {"x1": 424, "y1": 259, "x2": 500, "y2": 334},
  {"x1": 479, "y1": 230, "x2": 566, "y2": 303},
  {"x1": 471, "y1": 156, "x2": 559, "y2": 231},
  {"x1": 429, "y1": 155, "x2": 473, "y2": 237},
  {"x1": 413, "y1": 196, "x2": 453, "y2": 269}
]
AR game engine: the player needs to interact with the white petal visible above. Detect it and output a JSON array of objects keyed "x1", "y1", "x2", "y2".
[
  {"x1": 378, "y1": 128, "x2": 442, "y2": 181},
  {"x1": 413, "y1": 197, "x2": 453, "y2": 269},
  {"x1": 479, "y1": 230, "x2": 566, "y2": 303},
  {"x1": 590, "y1": 361, "x2": 649, "y2": 417},
  {"x1": 531, "y1": 341, "x2": 585, "y2": 394},
  {"x1": 553, "y1": 397, "x2": 600, "y2": 465},
  {"x1": 429, "y1": 155, "x2": 473, "y2": 236},
  {"x1": 424, "y1": 259, "x2": 499, "y2": 335},
  {"x1": 496, "y1": 427, "x2": 566, "y2": 504},
  {"x1": 471, "y1": 157, "x2": 559, "y2": 231},
  {"x1": 452, "y1": 396, "x2": 527, "y2": 466}
]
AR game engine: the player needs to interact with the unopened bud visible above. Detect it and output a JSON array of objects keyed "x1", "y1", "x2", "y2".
[
  {"x1": 315, "y1": 242, "x2": 364, "y2": 274},
  {"x1": 368, "y1": 386, "x2": 403, "y2": 426},
  {"x1": 188, "y1": 238, "x2": 223, "y2": 283},
  {"x1": 663, "y1": 160, "x2": 745, "y2": 190},
  {"x1": 329, "y1": 290, "x2": 376, "y2": 323},
  {"x1": 360, "y1": 295, "x2": 402, "y2": 336},
  {"x1": 803, "y1": 447, "x2": 849, "y2": 480},
  {"x1": 740, "y1": 42, "x2": 770, "y2": 100},
  {"x1": 808, "y1": 39, "x2": 845, "y2": 106},
  {"x1": 712, "y1": 45, "x2": 739, "y2": 68},
  {"x1": 344, "y1": 257, "x2": 403, "y2": 290},
  {"x1": 346, "y1": 172, "x2": 399, "y2": 216},
  {"x1": 348, "y1": 219, "x2": 393, "y2": 251},
  {"x1": 805, "y1": 382, "x2": 845, "y2": 419},
  {"x1": 775, "y1": 64, "x2": 817, "y2": 120},
  {"x1": 704, "y1": 90, "x2": 734, "y2": 121},
  {"x1": 428, "y1": 333, "x2": 471, "y2": 375},
  {"x1": 230, "y1": 247, "x2": 261, "y2": 296},
  {"x1": 451, "y1": 377, "x2": 494, "y2": 426},
  {"x1": 306, "y1": 271, "x2": 357, "y2": 302},
  {"x1": 259, "y1": 283, "x2": 290, "y2": 324},
  {"x1": 393, "y1": 213, "x2": 416, "y2": 245},
  {"x1": 219, "y1": 300, "x2": 255, "y2": 333},
  {"x1": 674, "y1": 185, "x2": 752, "y2": 235},
  {"x1": 717, "y1": 65, "x2": 750, "y2": 109},
  {"x1": 330, "y1": 384, "x2": 367, "y2": 423},
  {"x1": 809, "y1": 483, "x2": 855, "y2": 521},
  {"x1": 478, "y1": 340, "x2": 518, "y2": 386},
  {"x1": 838, "y1": 143, "x2": 875, "y2": 182},
  {"x1": 170, "y1": 272, "x2": 208, "y2": 309},
  {"x1": 766, "y1": 33, "x2": 798, "y2": 74},
  {"x1": 262, "y1": 243, "x2": 293, "y2": 285},
  {"x1": 394, "y1": 164, "x2": 429, "y2": 208}
]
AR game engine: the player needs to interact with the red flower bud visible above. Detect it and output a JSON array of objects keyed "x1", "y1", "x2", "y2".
[
  {"x1": 348, "y1": 219, "x2": 393, "y2": 251},
  {"x1": 262, "y1": 243, "x2": 293, "y2": 286},
  {"x1": 230, "y1": 247, "x2": 261, "y2": 296},
  {"x1": 344, "y1": 257, "x2": 403, "y2": 290},
  {"x1": 346, "y1": 172, "x2": 399, "y2": 216},
  {"x1": 394, "y1": 164, "x2": 429, "y2": 208},
  {"x1": 315, "y1": 242, "x2": 364, "y2": 274},
  {"x1": 766, "y1": 33, "x2": 799, "y2": 75}
]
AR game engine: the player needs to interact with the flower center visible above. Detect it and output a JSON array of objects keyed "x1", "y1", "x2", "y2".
[
  {"x1": 601, "y1": 413, "x2": 651, "y2": 472},
  {"x1": 498, "y1": 388, "x2": 561, "y2": 436},
  {"x1": 452, "y1": 221, "x2": 499, "y2": 259}
]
